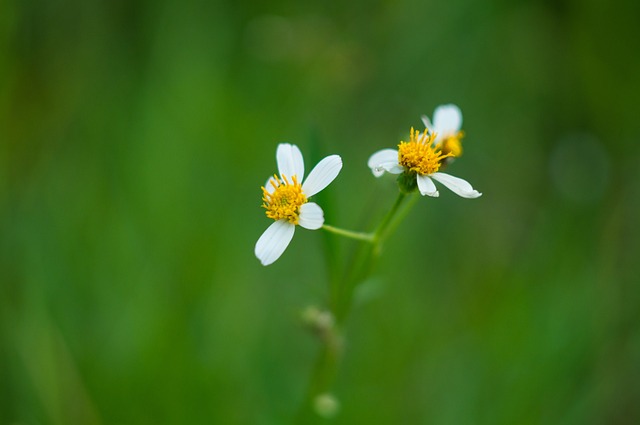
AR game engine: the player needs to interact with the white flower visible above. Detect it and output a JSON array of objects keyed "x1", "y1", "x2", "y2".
[
  {"x1": 367, "y1": 128, "x2": 481, "y2": 199},
  {"x1": 255, "y1": 143, "x2": 342, "y2": 266},
  {"x1": 421, "y1": 104, "x2": 464, "y2": 157}
]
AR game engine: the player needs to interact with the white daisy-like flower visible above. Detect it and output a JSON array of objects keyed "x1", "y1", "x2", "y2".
[
  {"x1": 421, "y1": 104, "x2": 465, "y2": 157},
  {"x1": 367, "y1": 128, "x2": 481, "y2": 198},
  {"x1": 255, "y1": 143, "x2": 342, "y2": 266}
]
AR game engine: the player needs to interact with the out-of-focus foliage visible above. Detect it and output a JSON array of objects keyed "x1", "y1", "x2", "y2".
[{"x1": 1, "y1": 0, "x2": 639, "y2": 423}]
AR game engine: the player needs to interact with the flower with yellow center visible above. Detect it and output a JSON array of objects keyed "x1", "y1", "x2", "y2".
[
  {"x1": 421, "y1": 104, "x2": 465, "y2": 159},
  {"x1": 255, "y1": 143, "x2": 343, "y2": 266},
  {"x1": 397, "y1": 128, "x2": 452, "y2": 175},
  {"x1": 368, "y1": 126, "x2": 481, "y2": 198}
]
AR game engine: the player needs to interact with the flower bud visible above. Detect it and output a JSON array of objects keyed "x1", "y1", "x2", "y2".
[
  {"x1": 301, "y1": 305, "x2": 335, "y2": 334},
  {"x1": 314, "y1": 393, "x2": 340, "y2": 418}
]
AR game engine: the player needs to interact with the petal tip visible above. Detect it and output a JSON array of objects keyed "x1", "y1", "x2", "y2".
[
  {"x1": 254, "y1": 220, "x2": 295, "y2": 266},
  {"x1": 423, "y1": 190, "x2": 439, "y2": 197},
  {"x1": 371, "y1": 166, "x2": 385, "y2": 177}
]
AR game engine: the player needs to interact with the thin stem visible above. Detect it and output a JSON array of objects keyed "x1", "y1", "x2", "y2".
[
  {"x1": 377, "y1": 192, "x2": 418, "y2": 246},
  {"x1": 299, "y1": 191, "x2": 419, "y2": 421},
  {"x1": 372, "y1": 192, "x2": 406, "y2": 243},
  {"x1": 295, "y1": 325, "x2": 343, "y2": 424},
  {"x1": 322, "y1": 224, "x2": 374, "y2": 242},
  {"x1": 335, "y1": 192, "x2": 412, "y2": 323}
]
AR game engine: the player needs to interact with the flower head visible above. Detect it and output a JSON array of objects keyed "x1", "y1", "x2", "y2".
[
  {"x1": 397, "y1": 128, "x2": 452, "y2": 175},
  {"x1": 421, "y1": 104, "x2": 465, "y2": 158},
  {"x1": 368, "y1": 118, "x2": 481, "y2": 199},
  {"x1": 255, "y1": 143, "x2": 342, "y2": 266}
]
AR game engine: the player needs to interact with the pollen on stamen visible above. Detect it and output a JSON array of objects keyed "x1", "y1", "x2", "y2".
[
  {"x1": 397, "y1": 127, "x2": 453, "y2": 175},
  {"x1": 438, "y1": 130, "x2": 465, "y2": 158},
  {"x1": 261, "y1": 174, "x2": 307, "y2": 224}
]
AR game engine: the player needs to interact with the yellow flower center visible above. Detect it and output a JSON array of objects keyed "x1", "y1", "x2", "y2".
[
  {"x1": 261, "y1": 174, "x2": 307, "y2": 224},
  {"x1": 437, "y1": 131, "x2": 465, "y2": 158},
  {"x1": 398, "y1": 128, "x2": 453, "y2": 175}
]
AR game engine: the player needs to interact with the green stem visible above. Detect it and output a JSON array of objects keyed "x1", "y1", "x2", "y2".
[
  {"x1": 299, "y1": 192, "x2": 418, "y2": 421},
  {"x1": 322, "y1": 224, "x2": 374, "y2": 242},
  {"x1": 295, "y1": 326, "x2": 343, "y2": 423},
  {"x1": 336, "y1": 192, "x2": 413, "y2": 323},
  {"x1": 372, "y1": 192, "x2": 407, "y2": 244},
  {"x1": 378, "y1": 192, "x2": 419, "y2": 245}
]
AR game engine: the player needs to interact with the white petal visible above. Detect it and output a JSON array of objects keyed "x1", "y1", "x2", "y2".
[
  {"x1": 367, "y1": 149, "x2": 397, "y2": 168},
  {"x1": 276, "y1": 143, "x2": 305, "y2": 181},
  {"x1": 416, "y1": 174, "x2": 439, "y2": 197},
  {"x1": 264, "y1": 175, "x2": 279, "y2": 194},
  {"x1": 421, "y1": 115, "x2": 434, "y2": 133},
  {"x1": 302, "y1": 155, "x2": 342, "y2": 197},
  {"x1": 255, "y1": 220, "x2": 296, "y2": 266},
  {"x1": 430, "y1": 172, "x2": 481, "y2": 199},
  {"x1": 298, "y1": 202, "x2": 324, "y2": 230},
  {"x1": 367, "y1": 149, "x2": 401, "y2": 177},
  {"x1": 433, "y1": 104, "x2": 462, "y2": 135},
  {"x1": 384, "y1": 164, "x2": 404, "y2": 174}
]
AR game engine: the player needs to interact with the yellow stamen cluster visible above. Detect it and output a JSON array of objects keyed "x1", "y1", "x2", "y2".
[
  {"x1": 398, "y1": 128, "x2": 453, "y2": 175},
  {"x1": 438, "y1": 130, "x2": 465, "y2": 158},
  {"x1": 261, "y1": 174, "x2": 307, "y2": 224}
]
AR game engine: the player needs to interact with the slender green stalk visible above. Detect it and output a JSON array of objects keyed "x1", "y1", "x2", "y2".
[
  {"x1": 378, "y1": 192, "x2": 419, "y2": 246},
  {"x1": 295, "y1": 325, "x2": 343, "y2": 424},
  {"x1": 372, "y1": 192, "x2": 407, "y2": 243},
  {"x1": 336, "y1": 192, "x2": 411, "y2": 322},
  {"x1": 298, "y1": 191, "x2": 418, "y2": 422},
  {"x1": 321, "y1": 225, "x2": 374, "y2": 242},
  {"x1": 336, "y1": 191, "x2": 416, "y2": 321}
]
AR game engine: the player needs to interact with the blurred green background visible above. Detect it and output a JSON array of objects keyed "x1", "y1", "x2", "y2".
[{"x1": 2, "y1": 0, "x2": 639, "y2": 423}]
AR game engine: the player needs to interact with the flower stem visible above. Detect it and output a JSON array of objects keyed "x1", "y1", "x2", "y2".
[
  {"x1": 334, "y1": 192, "x2": 412, "y2": 322},
  {"x1": 378, "y1": 191, "x2": 419, "y2": 246},
  {"x1": 299, "y1": 191, "x2": 418, "y2": 421},
  {"x1": 322, "y1": 224, "x2": 374, "y2": 242},
  {"x1": 295, "y1": 325, "x2": 343, "y2": 423},
  {"x1": 372, "y1": 192, "x2": 407, "y2": 244}
]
